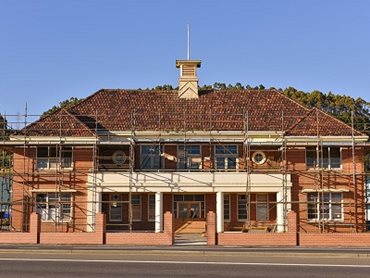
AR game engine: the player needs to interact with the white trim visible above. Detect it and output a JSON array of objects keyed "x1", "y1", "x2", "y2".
[{"x1": 30, "y1": 189, "x2": 77, "y2": 193}]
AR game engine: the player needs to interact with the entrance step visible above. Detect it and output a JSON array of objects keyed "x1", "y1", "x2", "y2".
[{"x1": 174, "y1": 233, "x2": 207, "y2": 246}]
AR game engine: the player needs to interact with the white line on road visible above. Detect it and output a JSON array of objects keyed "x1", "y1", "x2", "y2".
[{"x1": 0, "y1": 258, "x2": 370, "y2": 268}]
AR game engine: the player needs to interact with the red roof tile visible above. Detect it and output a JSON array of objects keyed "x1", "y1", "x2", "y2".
[{"x1": 21, "y1": 89, "x2": 363, "y2": 137}]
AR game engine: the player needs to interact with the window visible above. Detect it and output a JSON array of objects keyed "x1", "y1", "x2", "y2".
[
  {"x1": 306, "y1": 147, "x2": 341, "y2": 169},
  {"x1": 35, "y1": 193, "x2": 72, "y2": 222},
  {"x1": 224, "y1": 194, "x2": 230, "y2": 221},
  {"x1": 109, "y1": 194, "x2": 122, "y2": 222},
  {"x1": 256, "y1": 194, "x2": 269, "y2": 221},
  {"x1": 307, "y1": 192, "x2": 343, "y2": 221},
  {"x1": 215, "y1": 145, "x2": 238, "y2": 170},
  {"x1": 37, "y1": 147, "x2": 72, "y2": 169},
  {"x1": 140, "y1": 145, "x2": 163, "y2": 170},
  {"x1": 131, "y1": 194, "x2": 141, "y2": 221},
  {"x1": 148, "y1": 194, "x2": 155, "y2": 221},
  {"x1": 252, "y1": 151, "x2": 267, "y2": 165},
  {"x1": 178, "y1": 145, "x2": 202, "y2": 170},
  {"x1": 237, "y1": 194, "x2": 248, "y2": 221}
]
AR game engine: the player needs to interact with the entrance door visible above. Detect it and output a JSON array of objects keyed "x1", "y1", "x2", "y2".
[
  {"x1": 175, "y1": 201, "x2": 205, "y2": 234},
  {"x1": 178, "y1": 202, "x2": 201, "y2": 219}
]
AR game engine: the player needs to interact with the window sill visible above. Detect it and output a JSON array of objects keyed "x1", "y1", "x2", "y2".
[
  {"x1": 306, "y1": 168, "x2": 342, "y2": 172},
  {"x1": 307, "y1": 219, "x2": 344, "y2": 223}
]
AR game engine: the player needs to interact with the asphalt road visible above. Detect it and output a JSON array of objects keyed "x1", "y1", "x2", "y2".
[{"x1": 1, "y1": 249, "x2": 370, "y2": 277}]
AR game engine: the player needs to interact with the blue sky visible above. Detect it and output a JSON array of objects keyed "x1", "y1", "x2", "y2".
[{"x1": 1, "y1": 0, "x2": 370, "y2": 116}]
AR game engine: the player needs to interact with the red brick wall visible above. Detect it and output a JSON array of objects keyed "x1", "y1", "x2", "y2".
[
  {"x1": 0, "y1": 213, "x2": 39, "y2": 244},
  {"x1": 105, "y1": 212, "x2": 173, "y2": 245},
  {"x1": 300, "y1": 233, "x2": 370, "y2": 247},
  {"x1": 218, "y1": 211, "x2": 297, "y2": 246},
  {"x1": 40, "y1": 213, "x2": 105, "y2": 245}
]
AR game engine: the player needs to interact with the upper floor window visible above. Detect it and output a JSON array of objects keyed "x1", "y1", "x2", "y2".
[
  {"x1": 36, "y1": 147, "x2": 72, "y2": 170},
  {"x1": 307, "y1": 192, "x2": 343, "y2": 221},
  {"x1": 35, "y1": 193, "x2": 72, "y2": 222},
  {"x1": 306, "y1": 147, "x2": 341, "y2": 169},
  {"x1": 178, "y1": 145, "x2": 202, "y2": 170},
  {"x1": 140, "y1": 145, "x2": 163, "y2": 170},
  {"x1": 215, "y1": 145, "x2": 238, "y2": 170}
]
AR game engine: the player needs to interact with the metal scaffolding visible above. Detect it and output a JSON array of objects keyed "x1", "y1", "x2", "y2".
[{"x1": 0, "y1": 106, "x2": 368, "y2": 233}]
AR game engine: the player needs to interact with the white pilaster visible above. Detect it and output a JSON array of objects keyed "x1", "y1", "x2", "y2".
[
  {"x1": 216, "y1": 192, "x2": 224, "y2": 233},
  {"x1": 276, "y1": 191, "x2": 284, "y2": 232},
  {"x1": 155, "y1": 192, "x2": 163, "y2": 233}
]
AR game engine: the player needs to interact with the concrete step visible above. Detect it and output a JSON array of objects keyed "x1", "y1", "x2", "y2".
[{"x1": 174, "y1": 233, "x2": 207, "y2": 246}]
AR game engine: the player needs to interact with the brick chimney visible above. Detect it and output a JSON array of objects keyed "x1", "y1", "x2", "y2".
[{"x1": 176, "y1": 60, "x2": 201, "y2": 99}]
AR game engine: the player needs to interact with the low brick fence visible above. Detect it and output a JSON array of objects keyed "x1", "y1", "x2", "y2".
[
  {"x1": 299, "y1": 233, "x2": 370, "y2": 247},
  {"x1": 105, "y1": 212, "x2": 173, "y2": 245},
  {"x1": 217, "y1": 211, "x2": 297, "y2": 247},
  {"x1": 0, "y1": 213, "x2": 39, "y2": 244},
  {"x1": 3, "y1": 210, "x2": 370, "y2": 247},
  {"x1": 0, "y1": 212, "x2": 173, "y2": 246},
  {"x1": 40, "y1": 213, "x2": 105, "y2": 245}
]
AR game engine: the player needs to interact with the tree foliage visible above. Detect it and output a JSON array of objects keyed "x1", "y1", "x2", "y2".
[{"x1": 42, "y1": 97, "x2": 83, "y2": 118}]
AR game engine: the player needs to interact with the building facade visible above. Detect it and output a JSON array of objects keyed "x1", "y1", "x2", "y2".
[{"x1": 0, "y1": 59, "x2": 369, "y2": 245}]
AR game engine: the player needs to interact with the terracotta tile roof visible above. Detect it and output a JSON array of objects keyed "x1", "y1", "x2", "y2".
[
  {"x1": 20, "y1": 108, "x2": 95, "y2": 137},
  {"x1": 21, "y1": 89, "x2": 363, "y2": 137}
]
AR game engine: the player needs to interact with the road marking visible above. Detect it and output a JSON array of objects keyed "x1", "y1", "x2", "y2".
[{"x1": 0, "y1": 257, "x2": 370, "y2": 268}]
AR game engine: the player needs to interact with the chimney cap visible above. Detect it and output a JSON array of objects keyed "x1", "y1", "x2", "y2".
[{"x1": 176, "y1": 60, "x2": 201, "y2": 68}]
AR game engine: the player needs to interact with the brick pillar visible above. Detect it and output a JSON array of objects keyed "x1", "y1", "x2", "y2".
[
  {"x1": 29, "y1": 213, "x2": 40, "y2": 244},
  {"x1": 95, "y1": 213, "x2": 106, "y2": 244},
  {"x1": 287, "y1": 210, "x2": 298, "y2": 246},
  {"x1": 163, "y1": 211, "x2": 174, "y2": 245},
  {"x1": 207, "y1": 211, "x2": 216, "y2": 246},
  {"x1": 287, "y1": 210, "x2": 297, "y2": 233}
]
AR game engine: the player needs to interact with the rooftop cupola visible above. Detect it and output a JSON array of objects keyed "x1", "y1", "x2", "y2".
[
  {"x1": 176, "y1": 24, "x2": 201, "y2": 99},
  {"x1": 176, "y1": 59, "x2": 201, "y2": 99}
]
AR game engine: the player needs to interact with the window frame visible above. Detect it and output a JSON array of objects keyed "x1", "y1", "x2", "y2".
[
  {"x1": 256, "y1": 193, "x2": 269, "y2": 221},
  {"x1": 140, "y1": 145, "x2": 164, "y2": 170},
  {"x1": 305, "y1": 146, "x2": 342, "y2": 170},
  {"x1": 148, "y1": 194, "x2": 155, "y2": 222},
  {"x1": 36, "y1": 146, "x2": 73, "y2": 170},
  {"x1": 307, "y1": 192, "x2": 344, "y2": 222},
  {"x1": 223, "y1": 194, "x2": 231, "y2": 222},
  {"x1": 131, "y1": 194, "x2": 142, "y2": 222},
  {"x1": 214, "y1": 145, "x2": 239, "y2": 171},
  {"x1": 237, "y1": 194, "x2": 248, "y2": 221},
  {"x1": 177, "y1": 144, "x2": 202, "y2": 170},
  {"x1": 35, "y1": 192, "x2": 72, "y2": 222},
  {"x1": 109, "y1": 194, "x2": 123, "y2": 222}
]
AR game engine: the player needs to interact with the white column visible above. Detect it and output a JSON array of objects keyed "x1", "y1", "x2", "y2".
[
  {"x1": 155, "y1": 192, "x2": 163, "y2": 233},
  {"x1": 216, "y1": 192, "x2": 224, "y2": 233},
  {"x1": 96, "y1": 190, "x2": 102, "y2": 213},
  {"x1": 276, "y1": 191, "x2": 284, "y2": 232}
]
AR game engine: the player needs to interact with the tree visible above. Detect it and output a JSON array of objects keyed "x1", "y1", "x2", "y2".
[{"x1": 42, "y1": 97, "x2": 83, "y2": 118}]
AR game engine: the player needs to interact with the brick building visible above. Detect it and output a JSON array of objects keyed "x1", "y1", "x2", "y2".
[{"x1": 0, "y1": 58, "x2": 369, "y2": 246}]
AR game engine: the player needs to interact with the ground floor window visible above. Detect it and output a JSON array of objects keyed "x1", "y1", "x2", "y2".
[
  {"x1": 148, "y1": 194, "x2": 155, "y2": 221},
  {"x1": 224, "y1": 194, "x2": 230, "y2": 221},
  {"x1": 237, "y1": 194, "x2": 248, "y2": 221},
  {"x1": 35, "y1": 193, "x2": 72, "y2": 222},
  {"x1": 109, "y1": 194, "x2": 122, "y2": 222},
  {"x1": 307, "y1": 192, "x2": 343, "y2": 221},
  {"x1": 256, "y1": 194, "x2": 269, "y2": 221},
  {"x1": 131, "y1": 194, "x2": 142, "y2": 221}
]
